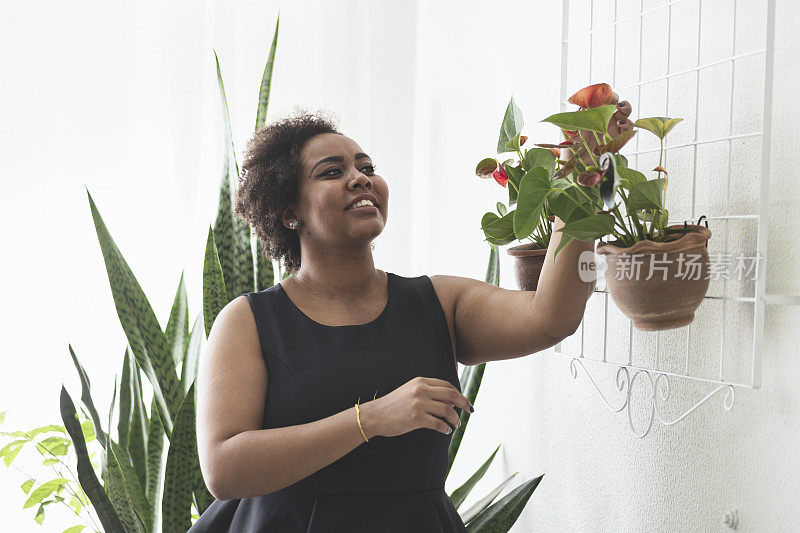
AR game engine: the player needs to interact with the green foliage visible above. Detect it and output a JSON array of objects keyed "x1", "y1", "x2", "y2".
[
  {"x1": 497, "y1": 96, "x2": 524, "y2": 154},
  {"x1": 542, "y1": 105, "x2": 617, "y2": 134},
  {"x1": 634, "y1": 116, "x2": 683, "y2": 139},
  {"x1": 1, "y1": 15, "x2": 283, "y2": 533}
]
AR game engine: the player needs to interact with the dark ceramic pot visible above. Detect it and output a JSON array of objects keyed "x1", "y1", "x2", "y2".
[
  {"x1": 507, "y1": 244, "x2": 548, "y2": 291},
  {"x1": 596, "y1": 224, "x2": 712, "y2": 331}
]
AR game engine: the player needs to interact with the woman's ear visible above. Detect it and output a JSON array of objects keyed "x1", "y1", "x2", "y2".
[{"x1": 281, "y1": 206, "x2": 297, "y2": 230}]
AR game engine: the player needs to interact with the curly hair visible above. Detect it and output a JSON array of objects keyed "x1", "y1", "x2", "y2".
[{"x1": 234, "y1": 107, "x2": 341, "y2": 274}]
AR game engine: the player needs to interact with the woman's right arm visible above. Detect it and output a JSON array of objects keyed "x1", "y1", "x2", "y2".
[{"x1": 196, "y1": 295, "x2": 472, "y2": 501}]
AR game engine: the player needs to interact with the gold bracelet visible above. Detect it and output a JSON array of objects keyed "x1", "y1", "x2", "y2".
[{"x1": 355, "y1": 399, "x2": 369, "y2": 442}]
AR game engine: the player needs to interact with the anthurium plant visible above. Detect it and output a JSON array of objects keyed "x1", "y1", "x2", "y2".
[{"x1": 476, "y1": 83, "x2": 686, "y2": 261}]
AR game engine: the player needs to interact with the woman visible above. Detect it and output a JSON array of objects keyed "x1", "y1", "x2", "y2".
[{"x1": 189, "y1": 109, "x2": 596, "y2": 532}]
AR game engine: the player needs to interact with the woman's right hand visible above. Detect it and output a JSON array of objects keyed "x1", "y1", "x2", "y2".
[{"x1": 365, "y1": 377, "x2": 474, "y2": 438}]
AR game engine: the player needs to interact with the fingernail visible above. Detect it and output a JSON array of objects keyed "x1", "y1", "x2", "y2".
[{"x1": 469, "y1": 404, "x2": 475, "y2": 413}]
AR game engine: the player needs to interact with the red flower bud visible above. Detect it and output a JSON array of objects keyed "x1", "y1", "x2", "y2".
[
  {"x1": 519, "y1": 135, "x2": 528, "y2": 146},
  {"x1": 492, "y1": 164, "x2": 509, "y2": 188},
  {"x1": 568, "y1": 83, "x2": 614, "y2": 109}
]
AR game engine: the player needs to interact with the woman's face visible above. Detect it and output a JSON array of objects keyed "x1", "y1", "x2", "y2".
[{"x1": 284, "y1": 132, "x2": 388, "y2": 247}]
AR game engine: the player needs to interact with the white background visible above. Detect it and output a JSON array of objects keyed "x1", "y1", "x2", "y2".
[{"x1": 0, "y1": 1, "x2": 798, "y2": 531}]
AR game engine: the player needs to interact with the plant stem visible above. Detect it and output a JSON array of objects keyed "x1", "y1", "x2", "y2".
[{"x1": 611, "y1": 204, "x2": 635, "y2": 242}]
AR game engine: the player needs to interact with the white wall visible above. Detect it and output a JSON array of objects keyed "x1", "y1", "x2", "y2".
[{"x1": 0, "y1": 0, "x2": 796, "y2": 531}]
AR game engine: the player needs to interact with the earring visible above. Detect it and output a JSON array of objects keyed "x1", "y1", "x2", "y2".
[
  {"x1": 371, "y1": 242, "x2": 375, "y2": 250},
  {"x1": 289, "y1": 219, "x2": 298, "y2": 229}
]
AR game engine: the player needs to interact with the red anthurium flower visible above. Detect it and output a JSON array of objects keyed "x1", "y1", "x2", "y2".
[
  {"x1": 559, "y1": 139, "x2": 575, "y2": 146},
  {"x1": 519, "y1": 135, "x2": 527, "y2": 146},
  {"x1": 493, "y1": 164, "x2": 509, "y2": 187},
  {"x1": 549, "y1": 148, "x2": 560, "y2": 157},
  {"x1": 564, "y1": 129, "x2": 578, "y2": 137},
  {"x1": 568, "y1": 83, "x2": 614, "y2": 109},
  {"x1": 577, "y1": 170, "x2": 603, "y2": 187}
]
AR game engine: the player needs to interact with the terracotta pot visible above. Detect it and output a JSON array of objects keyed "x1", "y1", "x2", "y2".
[
  {"x1": 507, "y1": 244, "x2": 548, "y2": 291},
  {"x1": 596, "y1": 224, "x2": 712, "y2": 331}
]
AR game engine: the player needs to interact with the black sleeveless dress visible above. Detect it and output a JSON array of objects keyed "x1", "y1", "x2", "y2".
[{"x1": 188, "y1": 272, "x2": 469, "y2": 532}]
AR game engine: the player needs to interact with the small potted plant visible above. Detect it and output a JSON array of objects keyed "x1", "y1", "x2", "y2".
[
  {"x1": 474, "y1": 99, "x2": 559, "y2": 291},
  {"x1": 536, "y1": 82, "x2": 712, "y2": 331},
  {"x1": 474, "y1": 89, "x2": 633, "y2": 292}
]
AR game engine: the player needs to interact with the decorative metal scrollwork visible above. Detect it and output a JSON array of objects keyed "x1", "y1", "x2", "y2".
[{"x1": 569, "y1": 358, "x2": 735, "y2": 438}]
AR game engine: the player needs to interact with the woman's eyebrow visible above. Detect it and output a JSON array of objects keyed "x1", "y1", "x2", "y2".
[{"x1": 309, "y1": 153, "x2": 371, "y2": 176}]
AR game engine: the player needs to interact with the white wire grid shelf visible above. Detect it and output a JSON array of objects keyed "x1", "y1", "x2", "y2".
[{"x1": 552, "y1": 0, "x2": 799, "y2": 437}]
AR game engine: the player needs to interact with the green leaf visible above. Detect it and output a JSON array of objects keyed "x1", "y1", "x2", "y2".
[
  {"x1": 662, "y1": 117, "x2": 683, "y2": 137},
  {"x1": 86, "y1": 190, "x2": 182, "y2": 438},
  {"x1": 128, "y1": 363, "x2": 148, "y2": 495},
  {"x1": 37, "y1": 436, "x2": 70, "y2": 456},
  {"x1": 163, "y1": 383, "x2": 210, "y2": 532},
  {"x1": 497, "y1": 96, "x2": 524, "y2": 153},
  {"x1": 556, "y1": 213, "x2": 616, "y2": 242},
  {"x1": 464, "y1": 475, "x2": 543, "y2": 530},
  {"x1": 26, "y1": 425, "x2": 67, "y2": 438},
  {"x1": 505, "y1": 163, "x2": 524, "y2": 206},
  {"x1": 180, "y1": 314, "x2": 204, "y2": 395},
  {"x1": 60, "y1": 386, "x2": 124, "y2": 532},
  {"x1": 67, "y1": 345, "x2": 107, "y2": 449},
  {"x1": 616, "y1": 167, "x2": 647, "y2": 189},
  {"x1": 505, "y1": 133, "x2": 522, "y2": 153},
  {"x1": 213, "y1": 50, "x2": 255, "y2": 303},
  {"x1": 62, "y1": 526, "x2": 87, "y2": 533},
  {"x1": 523, "y1": 148, "x2": 557, "y2": 177},
  {"x1": 0, "y1": 411, "x2": 5, "y2": 424},
  {"x1": 480, "y1": 212, "x2": 515, "y2": 246},
  {"x1": 118, "y1": 349, "x2": 132, "y2": 450},
  {"x1": 450, "y1": 444, "x2": 501, "y2": 510},
  {"x1": 448, "y1": 362, "x2": 486, "y2": 478},
  {"x1": 476, "y1": 157, "x2": 498, "y2": 178},
  {"x1": 165, "y1": 273, "x2": 190, "y2": 370},
  {"x1": 146, "y1": 397, "x2": 165, "y2": 528},
  {"x1": 34, "y1": 503, "x2": 46, "y2": 524},
  {"x1": 203, "y1": 227, "x2": 228, "y2": 338},
  {"x1": 70, "y1": 495, "x2": 83, "y2": 515},
  {"x1": 627, "y1": 179, "x2": 666, "y2": 211},
  {"x1": 23, "y1": 478, "x2": 69, "y2": 509},
  {"x1": 255, "y1": 14, "x2": 280, "y2": 132},
  {"x1": 42, "y1": 458, "x2": 60, "y2": 466},
  {"x1": 108, "y1": 439, "x2": 151, "y2": 532},
  {"x1": 513, "y1": 167, "x2": 552, "y2": 239},
  {"x1": 255, "y1": 240, "x2": 276, "y2": 292},
  {"x1": 634, "y1": 117, "x2": 683, "y2": 139},
  {"x1": 634, "y1": 117, "x2": 665, "y2": 138},
  {"x1": 1, "y1": 439, "x2": 26, "y2": 466},
  {"x1": 21, "y1": 478, "x2": 34, "y2": 494},
  {"x1": 81, "y1": 419, "x2": 95, "y2": 443},
  {"x1": 495, "y1": 202, "x2": 507, "y2": 217},
  {"x1": 547, "y1": 188, "x2": 582, "y2": 223},
  {"x1": 104, "y1": 436, "x2": 146, "y2": 533},
  {"x1": 542, "y1": 105, "x2": 617, "y2": 134}
]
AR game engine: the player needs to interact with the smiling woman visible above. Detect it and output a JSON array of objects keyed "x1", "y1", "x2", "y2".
[{"x1": 190, "y1": 108, "x2": 474, "y2": 532}]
